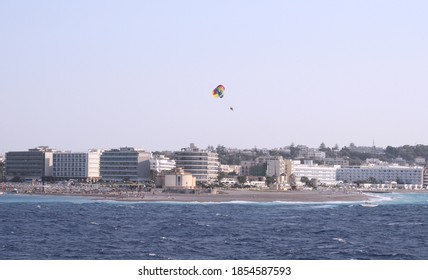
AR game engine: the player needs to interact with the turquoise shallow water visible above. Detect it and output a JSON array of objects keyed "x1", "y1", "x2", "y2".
[{"x1": 1, "y1": 193, "x2": 427, "y2": 259}]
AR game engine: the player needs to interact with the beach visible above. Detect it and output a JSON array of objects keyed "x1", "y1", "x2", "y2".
[
  {"x1": 104, "y1": 189, "x2": 369, "y2": 203},
  {"x1": 5, "y1": 182, "x2": 427, "y2": 203},
  {"x1": 1, "y1": 182, "x2": 372, "y2": 203}
]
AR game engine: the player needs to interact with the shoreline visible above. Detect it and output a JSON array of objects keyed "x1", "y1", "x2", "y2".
[
  {"x1": 112, "y1": 189, "x2": 371, "y2": 203},
  {"x1": 2, "y1": 189, "x2": 371, "y2": 203},
  {"x1": 3, "y1": 184, "x2": 427, "y2": 203}
]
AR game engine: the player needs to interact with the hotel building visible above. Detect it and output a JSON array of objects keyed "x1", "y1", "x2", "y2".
[
  {"x1": 266, "y1": 156, "x2": 286, "y2": 177},
  {"x1": 5, "y1": 146, "x2": 54, "y2": 180},
  {"x1": 52, "y1": 149, "x2": 102, "y2": 182},
  {"x1": 100, "y1": 147, "x2": 151, "y2": 182},
  {"x1": 174, "y1": 143, "x2": 219, "y2": 183},
  {"x1": 150, "y1": 155, "x2": 176, "y2": 173},
  {"x1": 423, "y1": 168, "x2": 428, "y2": 188},
  {"x1": 337, "y1": 165, "x2": 424, "y2": 185},
  {"x1": 290, "y1": 160, "x2": 339, "y2": 186}
]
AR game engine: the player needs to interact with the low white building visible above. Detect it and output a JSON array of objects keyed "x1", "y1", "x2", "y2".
[
  {"x1": 324, "y1": 158, "x2": 349, "y2": 167},
  {"x1": 219, "y1": 164, "x2": 241, "y2": 175},
  {"x1": 415, "y1": 157, "x2": 426, "y2": 165},
  {"x1": 163, "y1": 168, "x2": 196, "y2": 189},
  {"x1": 220, "y1": 177, "x2": 238, "y2": 185},
  {"x1": 248, "y1": 180, "x2": 267, "y2": 188},
  {"x1": 298, "y1": 148, "x2": 326, "y2": 160}
]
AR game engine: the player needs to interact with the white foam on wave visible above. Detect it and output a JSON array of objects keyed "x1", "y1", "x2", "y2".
[
  {"x1": 332, "y1": 237, "x2": 347, "y2": 243},
  {"x1": 147, "y1": 200, "x2": 263, "y2": 205},
  {"x1": 137, "y1": 199, "x2": 368, "y2": 207},
  {"x1": 365, "y1": 193, "x2": 393, "y2": 203},
  {"x1": 309, "y1": 204, "x2": 339, "y2": 209},
  {"x1": 86, "y1": 193, "x2": 428, "y2": 206},
  {"x1": 366, "y1": 192, "x2": 428, "y2": 205},
  {"x1": 386, "y1": 221, "x2": 424, "y2": 226}
]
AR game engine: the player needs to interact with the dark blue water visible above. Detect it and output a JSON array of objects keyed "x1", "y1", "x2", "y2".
[{"x1": 1, "y1": 193, "x2": 428, "y2": 259}]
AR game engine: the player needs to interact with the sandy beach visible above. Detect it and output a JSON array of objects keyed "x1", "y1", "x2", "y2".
[
  {"x1": 2, "y1": 182, "x2": 374, "y2": 203},
  {"x1": 6, "y1": 183, "x2": 427, "y2": 203},
  {"x1": 109, "y1": 189, "x2": 370, "y2": 203}
]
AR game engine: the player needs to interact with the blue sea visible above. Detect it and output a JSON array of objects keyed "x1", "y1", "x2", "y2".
[{"x1": 1, "y1": 193, "x2": 428, "y2": 260}]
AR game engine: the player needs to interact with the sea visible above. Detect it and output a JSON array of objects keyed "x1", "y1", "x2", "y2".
[{"x1": 1, "y1": 192, "x2": 428, "y2": 260}]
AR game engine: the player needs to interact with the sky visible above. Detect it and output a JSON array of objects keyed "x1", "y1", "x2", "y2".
[{"x1": 1, "y1": 0, "x2": 428, "y2": 153}]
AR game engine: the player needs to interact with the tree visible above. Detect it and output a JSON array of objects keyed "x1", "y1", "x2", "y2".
[
  {"x1": 396, "y1": 177, "x2": 404, "y2": 184},
  {"x1": 319, "y1": 142, "x2": 327, "y2": 151},
  {"x1": 289, "y1": 174, "x2": 297, "y2": 190},
  {"x1": 309, "y1": 178, "x2": 318, "y2": 189},
  {"x1": 217, "y1": 171, "x2": 227, "y2": 182},
  {"x1": 265, "y1": 176, "x2": 276, "y2": 186},
  {"x1": 289, "y1": 145, "x2": 300, "y2": 159},
  {"x1": 300, "y1": 176, "x2": 310, "y2": 184},
  {"x1": 367, "y1": 177, "x2": 378, "y2": 184},
  {"x1": 249, "y1": 163, "x2": 267, "y2": 176},
  {"x1": 237, "y1": 176, "x2": 246, "y2": 184}
]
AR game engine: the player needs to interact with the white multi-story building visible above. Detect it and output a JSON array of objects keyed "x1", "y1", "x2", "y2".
[
  {"x1": 423, "y1": 168, "x2": 428, "y2": 188},
  {"x1": 53, "y1": 152, "x2": 87, "y2": 179},
  {"x1": 291, "y1": 160, "x2": 339, "y2": 186},
  {"x1": 53, "y1": 149, "x2": 102, "y2": 182},
  {"x1": 150, "y1": 155, "x2": 176, "y2": 173},
  {"x1": 88, "y1": 149, "x2": 102, "y2": 180},
  {"x1": 174, "y1": 143, "x2": 219, "y2": 183},
  {"x1": 337, "y1": 165, "x2": 423, "y2": 185},
  {"x1": 266, "y1": 156, "x2": 286, "y2": 177}
]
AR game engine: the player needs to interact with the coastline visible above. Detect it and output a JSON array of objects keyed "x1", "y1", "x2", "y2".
[
  {"x1": 3, "y1": 183, "x2": 427, "y2": 203},
  {"x1": 85, "y1": 189, "x2": 370, "y2": 203},
  {"x1": 1, "y1": 187, "x2": 370, "y2": 203}
]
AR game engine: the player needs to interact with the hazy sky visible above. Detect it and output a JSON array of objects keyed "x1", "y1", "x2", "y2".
[{"x1": 1, "y1": 0, "x2": 427, "y2": 153}]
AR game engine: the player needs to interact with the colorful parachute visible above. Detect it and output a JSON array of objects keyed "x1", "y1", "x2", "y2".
[{"x1": 212, "y1": 85, "x2": 225, "y2": 98}]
